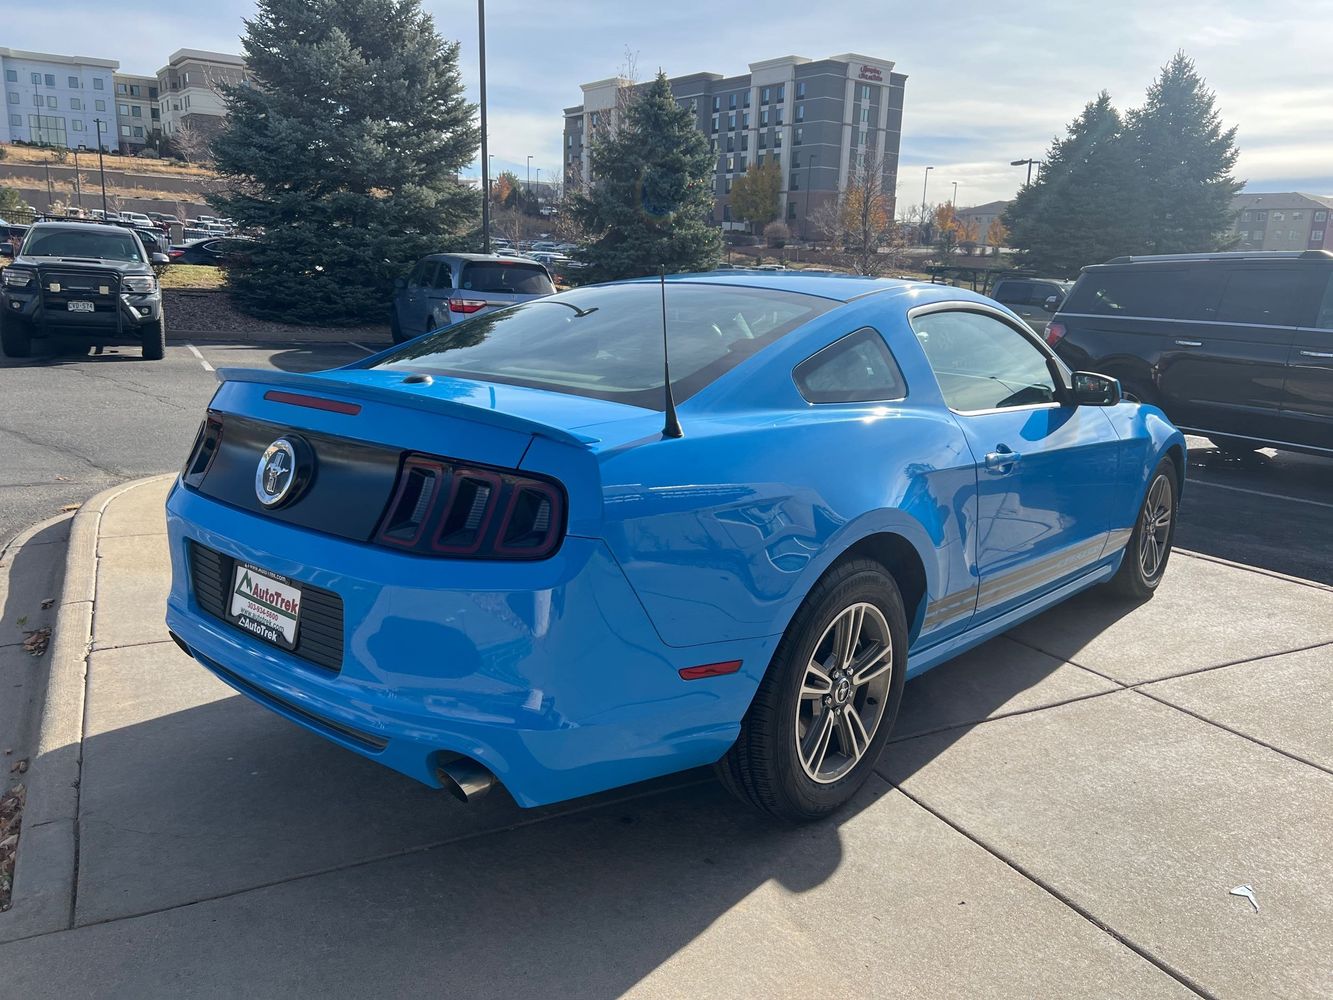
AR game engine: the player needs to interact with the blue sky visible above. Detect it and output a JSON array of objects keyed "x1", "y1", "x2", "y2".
[{"x1": 8, "y1": 0, "x2": 1332, "y2": 208}]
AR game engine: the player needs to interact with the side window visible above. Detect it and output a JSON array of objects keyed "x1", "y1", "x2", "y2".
[
  {"x1": 432, "y1": 264, "x2": 453, "y2": 290},
  {"x1": 794, "y1": 328, "x2": 906, "y2": 404},
  {"x1": 1313, "y1": 275, "x2": 1333, "y2": 331},
  {"x1": 911, "y1": 309, "x2": 1058, "y2": 412},
  {"x1": 1215, "y1": 268, "x2": 1322, "y2": 327},
  {"x1": 408, "y1": 261, "x2": 433, "y2": 288},
  {"x1": 992, "y1": 280, "x2": 1031, "y2": 306}
]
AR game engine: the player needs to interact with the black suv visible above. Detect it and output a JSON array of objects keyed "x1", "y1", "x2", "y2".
[
  {"x1": 0, "y1": 221, "x2": 169, "y2": 360},
  {"x1": 1049, "y1": 250, "x2": 1333, "y2": 456}
]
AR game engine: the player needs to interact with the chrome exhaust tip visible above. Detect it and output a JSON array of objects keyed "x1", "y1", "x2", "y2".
[{"x1": 437, "y1": 758, "x2": 496, "y2": 803}]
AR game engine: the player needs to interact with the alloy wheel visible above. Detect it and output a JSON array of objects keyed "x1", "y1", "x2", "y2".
[
  {"x1": 1138, "y1": 473, "x2": 1174, "y2": 579},
  {"x1": 795, "y1": 602, "x2": 894, "y2": 784}
]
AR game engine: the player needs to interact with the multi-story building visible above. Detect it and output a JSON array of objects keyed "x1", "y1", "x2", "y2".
[
  {"x1": 156, "y1": 48, "x2": 248, "y2": 144},
  {"x1": 113, "y1": 72, "x2": 161, "y2": 152},
  {"x1": 564, "y1": 53, "x2": 906, "y2": 237},
  {"x1": 956, "y1": 200, "x2": 1010, "y2": 248},
  {"x1": 1232, "y1": 192, "x2": 1332, "y2": 252},
  {"x1": 0, "y1": 47, "x2": 118, "y2": 150}
]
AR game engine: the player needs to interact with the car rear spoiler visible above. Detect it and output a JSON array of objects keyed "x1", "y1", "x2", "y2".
[{"x1": 215, "y1": 368, "x2": 598, "y2": 448}]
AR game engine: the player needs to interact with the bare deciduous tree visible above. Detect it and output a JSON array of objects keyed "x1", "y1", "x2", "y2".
[{"x1": 810, "y1": 150, "x2": 907, "y2": 276}]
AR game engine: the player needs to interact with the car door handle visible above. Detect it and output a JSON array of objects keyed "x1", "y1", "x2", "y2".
[
  {"x1": 984, "y1": 448, "x2": 1021, "y2": 474},
  {"x1": 1298, "y1": 349, "x2": 1333, "y2": 359},
  {"x1": 1174, "y1": 339, "x2": 1203, "y2": 348}
]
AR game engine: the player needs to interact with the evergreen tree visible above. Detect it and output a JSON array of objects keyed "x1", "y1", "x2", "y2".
[
  {"x1": 1129, "y1": 51, "x2": 1242, "y2": 254},
  {"x1": 212, "y1": 0, "x2": 479, "y2": 324},
  {"x1": 573, "y1": 73, "x2": 720, "y2": 282},
  {"x1": 1003, "y1": 92, "x2": 1142, "y2": 275}
]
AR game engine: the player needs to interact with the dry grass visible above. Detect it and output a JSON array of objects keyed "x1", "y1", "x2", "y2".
[
  {"x1": 2, "y1": 143, "x2": 217, "y2": 178},
  {"x1": 159, "y1": 264, "x2": 225, "y2": 289}
]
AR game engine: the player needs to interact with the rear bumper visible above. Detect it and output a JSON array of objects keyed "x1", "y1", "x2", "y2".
[{"x1": 164, "y1": 481, "x2": 772, "y2": 807}]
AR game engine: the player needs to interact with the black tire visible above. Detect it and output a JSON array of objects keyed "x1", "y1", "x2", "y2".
[
  {"x1": 716, "y1": 558, "x2": 909, "y2": 822},
  {"x1": 141, "y1": 316, "x2": 166, "y2": 360},
  {"x1": 1106, "y1": 457, "x2": 1178, "y2": 601},
  {"x1": 1, "y1": 314, "x2": 32, "y2": 358},
  {"x1": 390, "y1": 307, "x2": 407, "y2": 344}
]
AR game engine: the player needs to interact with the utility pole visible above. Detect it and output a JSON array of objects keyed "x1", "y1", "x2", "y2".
[
  {"x1": 94, "y1": 119, "x2": 109, "y2": 218},
  {"x1": 73, "y1": 147, "x2": 83, "y2": 208},
  {"x1": 1010, "y1": 158, "x2": 1039, "y2": 186},
  {"x1": 478, "y1": 0, "x2": 490, "y2": 252}
]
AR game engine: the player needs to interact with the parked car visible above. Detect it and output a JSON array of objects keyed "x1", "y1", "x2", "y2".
[
  {"x1": 180, "y1": 227, "x2": 212, "y2": 242},
  {"x1": 988, "y1": 275, "x2": 1073, "y2": 335},
  {"x1": 165, "y1": 273, "x2": 1184, "y2": 820},
  {"x1": 0, "y1": 221, "x2": 169, "y2": 359},
  {"x1": 1051, "y1": 250, "x2": 1333, "y2": 456},
  {"x1": 119, "y1": 211, "x2": 154, "y2": 228},
  {"x1": 170, "y1": 236, "x2": 254, "y2": 266},
  {"x1": 390, "y1": 253, "x2": 555, "y2": 342},
  {"x1": 131, "y1": 227, "x2": 171, "y2": 258}
]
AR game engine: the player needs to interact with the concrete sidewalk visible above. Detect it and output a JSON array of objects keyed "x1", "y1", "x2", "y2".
[{"x1": 1, "y1": 476, "x2": 1331, "y2": 998}]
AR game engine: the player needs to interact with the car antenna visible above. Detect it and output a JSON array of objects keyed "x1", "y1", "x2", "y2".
[{"x1": 659, "y1": 266, "x2": 684, "y2": 439}]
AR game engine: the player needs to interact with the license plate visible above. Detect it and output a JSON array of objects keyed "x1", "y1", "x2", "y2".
[
  {"x1": 227, "y1": 563, "x2": 302, "y2": 650},
  {"x1": 67, "y1": 300, "x2": 95, "y2": 313}
]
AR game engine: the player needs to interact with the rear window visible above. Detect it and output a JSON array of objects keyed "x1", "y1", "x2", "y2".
[
  {"x1": 21, "y1": 228, "x2": 145, "y2": 263},
  {"x1": 372, "y1": 282, "x2": 835, "y2": 408},
  {"x1": 460, "y1": 262, "x2": 555, "y2": 295}
]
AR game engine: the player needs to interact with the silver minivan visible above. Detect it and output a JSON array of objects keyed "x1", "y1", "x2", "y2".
[{"x1": 391, "y1": 253, "x2": 555, "y2": 343}]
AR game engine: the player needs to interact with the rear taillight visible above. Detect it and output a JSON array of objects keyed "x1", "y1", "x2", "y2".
[
  {"x1": 181, "y1": 413, "x2": 224, "y2": 487},
  {"x1": 375, "y1": 453, "x2": 566, "y2": 560},
  {"x1": 169, "y1": 249, "x2": 185, "y2": 259},
  {"x1": 1045, "y1": 321, "x2": 1067, "y2": 347},
  {"x1": 450, "y1": 298, "x2": 486, "y2": 314}
]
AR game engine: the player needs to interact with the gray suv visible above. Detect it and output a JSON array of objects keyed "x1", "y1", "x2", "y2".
[
  {"x1": 990, "y1": 276, "x2": 1073, "y2": 336},
  {"x1": 391, "y1": 253, "x2": 555, "y2": 343},
  {"x1": 1, "y1": 222, "x2": 169, "y2": 359}
]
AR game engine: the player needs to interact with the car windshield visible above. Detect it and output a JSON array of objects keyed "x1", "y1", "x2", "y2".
[
  {"x1": 459, "y1": 262, "x2": 555, "y2": 295},
  {"x1": 372, "y1": 282, "x2": 835, "y2": 407},
  {"x1": 21, "y1": 229, "x2": 145, "y2": 263}
]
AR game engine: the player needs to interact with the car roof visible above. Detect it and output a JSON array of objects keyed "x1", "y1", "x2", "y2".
[
  {"x1": 424, "y1": 252, "x2": 545, "y2": 265},
  {"x1": 1089, "y1": 250, "x2": 1333, "y2": 269},
  {"x1": 627, "y1": 271, "x2": 981, "y2": 305},
  {"x1": 25, "y1": 221, "x2": 138, "y2": 237}
]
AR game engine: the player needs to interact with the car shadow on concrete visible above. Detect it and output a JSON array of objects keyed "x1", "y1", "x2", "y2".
[{"x1": 54, "y1": 596, "x2": 1146, "y2": 997}]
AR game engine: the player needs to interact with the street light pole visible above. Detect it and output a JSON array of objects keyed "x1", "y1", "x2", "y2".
[
  {"x1": 1010, "y1": 158, "x2": 1039, "y2": 186},
  {"x1": 478, "y1": 0, "x2": 490, "y2": 252},
  {"x1": 951, "y1": 181, "x2": 958, "y2": 206},
  {"x1": 93, "y1": 119, "x2": 109, "y2": 218},
  {"x1": 73, "y1": 147, "x2": 82, "y2": 208},
  {"x1": 535, "y1": 167, "x2": 541, "y2": 210},
  {"x1": 526, "y1": 154, "x2": 532, "y2": 198},
  {"x1": 921, "y1": 165, "x2": 933, "y2": 239},
  {"x1": 804, "y1": 152, "x2": 817, "y2": 241}
]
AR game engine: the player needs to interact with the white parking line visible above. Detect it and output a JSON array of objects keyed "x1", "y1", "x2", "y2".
[
  {"x1": 347, "y1": 341, "x2": 376, "y2": 354},
  {"x1": 1188, "y1": 478, "x2": 1333, "y2": 510},
  {"x1": 185, "y1": 343, "x2": 214, "y2": 372}
]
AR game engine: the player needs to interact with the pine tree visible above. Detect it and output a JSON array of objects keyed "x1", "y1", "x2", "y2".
[
  {"x1": 1129, "y1": 51, "x2": 1243, "y2": 254},
  {"x1": 212, "y1": 0, "x2": 479, "y2": 324},
  {"x1": 573, "y1": 73, "x2": 720, "y2": 282},
  {"x1": 1003, "y1": 92, "x2": 1143, "y2": 275}
]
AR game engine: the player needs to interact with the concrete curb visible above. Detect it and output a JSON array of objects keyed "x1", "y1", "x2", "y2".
[{"x1": 0, "y1": 474, "x2": 175, "y2": 944}]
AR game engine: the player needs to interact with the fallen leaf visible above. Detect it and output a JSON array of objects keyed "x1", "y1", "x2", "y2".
[
  {"x1": 8, "y1": 761, "x2": 26, "y2": 775},
  {"x1": 54, "y1": 476, "x2": 71, "y2": 481},
  {"x1": 41, "y1": 598, "x2": 54, "y2": 610},
  {"x1": 0, "y1": 835, "x2": 17, "y2": 851},
  {"x1": 60, "y1": 504, "x2": 80, "y2": 512},
  {"x1": 21, "y1": 627, "x2": 51, "y2": 657},
  {"x1": 15, "y1": 616, "x2": 26, "y2": 629}
]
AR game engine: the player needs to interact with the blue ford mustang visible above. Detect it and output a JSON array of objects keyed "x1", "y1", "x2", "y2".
[{"x1": 165, "y1": 274, "x2": 1184, "y2": 821}]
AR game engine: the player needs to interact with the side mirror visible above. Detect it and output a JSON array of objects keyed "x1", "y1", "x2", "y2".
[
  {"x1": 151, "y1": 252, "x2": 170, "y2": 265},
  {"x1": 394, "y1": 276, "x2": 407, "y2": 290},
  {"x1": 1071, "y1": 371, "x2": 1122, "y2": 406},
  {"x1": 1042, "y1": 294, "x2": 1062, "y2": 313},
  {"x1": 0, "y1": 244, "x2": 13, "y2": 258}
]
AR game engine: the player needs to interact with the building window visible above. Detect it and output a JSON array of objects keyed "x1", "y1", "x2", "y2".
[
  {"x1": 173, "y1": 101, "x2": 181, "y2": 111},
  {"x1": 737, "y1": 154, "x2": 746, "y2": 171},
  {"x1": 131, "y1": 105, "x2": 142, "y2": 117},
  {"x1": 184, "y1": 95, "x2": 190, "y2": 109},
  {"x1": 1272, "y1": 211, "x2": 1284, "y2": 221},
  {"x1": 858, "y1": 130, "x2": 867, "y2": 146},
  {"x1": 728, "y1": 93, "x2": 736, "y2": 109},
  {"x1": 760, "y1": 109, "x2": 769, "y2": 127},
  {"x1": 46, "y1": 96, "x2": 57, "y2": 109},
  {"x1": 133, "y1": 125, "x2": 144, "y2": 137},
  {"x1": 8, "y1": 114, "x2": 19, "y2": 127},
  {"x1": 860, "y1": 106, "x2": 870, "y2": 122},
  {"x1": 1242, "y1": 211, "x2": 1251, "y2": 221},
  {"x1": 742, "y1": 111, "x2": 749, "y2": 128},
  {"x1": 116, "y1": 82, "x2": 127, "y2": 93},
  {"x1": 790, "y1": 172, "x2": 799, "y2": 191},
  {"x1": 728, "y1": 112, "x2": 736, "y2": 130},
  {"x1": 589, "y1": 111, "x2": 599, "y2": 126},
  {"x1": 756, "y1": 153, "x2": 764, "y2": 167},
  {"x1": 796, "y1": 81, "x2": 806, "y2": 99},
  {"x1": 774, "y1": 130, "x2": 782, "y2": 148},
  {"x1": 1255, "y1": 211, "x2": 1266, "y2": 221},
  {"x1": 68, "y1": 76, "x2": 80, "y2": 88},
  {"x1": 6, "y1": 92, "x2": 16, "y2": 105},
  {"x1": 30, "y1": 73, "x2": 41, "y2": 85},
  {"x1": 740, "y1": 133, "x2": 748, "y2": 151},
  {"x1": 1317, "y1": 211, "x2": 1328, "y2": 222},
  {"x1": 712, "y1": 96, "x2": 720, "y2": 112},
  {"x1": 796, "y1": 104, "x2": 804, "y2": 123},
  {"x1": 32, "y1": 95, "x2": 42, "y2": 107},
  {"x1": 772, "y1": 152, "x2": 780, "y2": 168},
  {"x1": 788, "y1": 200, "x2": 797, "y2": 220},
  {"x1": 723, "y1": 204, "x2": 731, "y2": 221},
  {"x1": 150, "y1": 87, "x2": 158, "y2": 100},
  {"x1": 71, "y1": 119, "x2": 84, "y2": 132},
  {"x1": 860, "y1": 85, "x2": 871, "y2": 100},
  {"x1": 727, "y1": 135, "x2": 734, "y2": 153},
  {"x1": 4, "y1": 70, "x2": 15, "y2": 83},
  {"x1": 44, "y1": 74, "x2": 55, "y2": 87},
  {"x1": 761, "y1": 86, "x2": 770, "y2": 105},
  {"x1": 95, "y1": 99, "x2": 106, "y2": 111},
  {"x1": 711, "y1": 114, "x2": 719, "y2": 133},
  {"x1": 120, "y1": 124, "x2": 130, "y2": 136},
  {"x1": 742, "y1": 90, "x2": 750, "y2": 108},
  {"x1": 93, "y1": 77, "x2": 104, "y2": 90},
  {"x1": 1292, "y1": 211, "x2": 1303, "y2": 220},
  {"x1": 794, "y1": 127, "x2": 803, "y2": 145},
  {"x1": 758, "y1": 132, "x2": 767, "y2": 149},
  {"x1": 726, "y1": 155, "x2": 735, "y2": 172},
  {"x1": 130, "y1": 84, "x2": 141, "y2": 97},
  {"x1": 1314, "y1": 230, "x2": 1325, "y2": 242},
  {"x1": 70, "y1": 97, "x2": 82, "y2": 110},
  {"x1": 792, "y1": 152, "x2": 800, "y2": 169},
  {"x1": 776, "y1": 84, "x2": 785, "y2": 102},
  {"x1": 118, "y1": 103, "x2": 129, "y2": 115},
  {"x1": 774, "y1": 110, "x2": 784, "y2": 126}
]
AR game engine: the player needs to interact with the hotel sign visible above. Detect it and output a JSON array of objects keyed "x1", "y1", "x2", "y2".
[{"x1": 858, "y1": 65, "x2": 884, "y2": 83}]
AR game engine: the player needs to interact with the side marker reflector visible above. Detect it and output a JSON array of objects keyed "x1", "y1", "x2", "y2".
[{"x1": 678, "y1": 660, "x2": 742, "y2": 681}]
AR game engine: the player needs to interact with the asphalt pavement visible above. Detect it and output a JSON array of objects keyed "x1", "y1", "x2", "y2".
[
  {"x1": 2, "y1": 344, "x2": 1330, "y2": 583},
  {"x1": 0, "y1": 340, "x2": 381, "y2": 549}
]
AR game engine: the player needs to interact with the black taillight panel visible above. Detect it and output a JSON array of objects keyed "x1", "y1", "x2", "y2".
[
  {"x1": 375, "y1": 452, "x2": 567, "y2": 560},
  {"x1": 182, "y1": 412, "x2": 224, "y2": 487}
]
